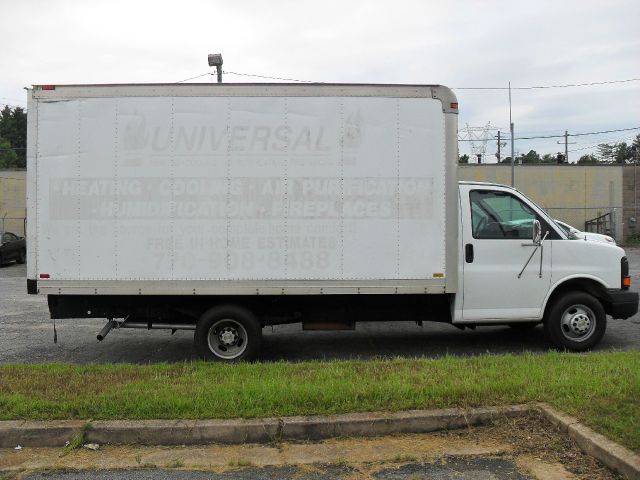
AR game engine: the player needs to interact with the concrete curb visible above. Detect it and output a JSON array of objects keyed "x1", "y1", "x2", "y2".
[
  {"x1": 85, "y1": 418, "x2": 281, "y2": 446},
  {"x1": 0, "y1": 404, "x2": 529, "y2": 448},
  {"x1": 538, "y1": 403, "x2": 640, "y2": 480},
  {"x1": 1, "y1": 404, "x2": 638, "y2": 480},
  {"x1": 0, "y1": 420, "x2": 86, "y2": 448},
  {"x1": 280, "y1": 405, "x2": 529, "y2": 441}
]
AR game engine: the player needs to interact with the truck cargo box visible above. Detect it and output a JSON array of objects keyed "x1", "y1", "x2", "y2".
[{"x1": 27, "y1": 83, "x2": 458, "y2": 296}]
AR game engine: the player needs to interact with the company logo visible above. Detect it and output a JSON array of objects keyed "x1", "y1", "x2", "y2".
[{"x1": 122, "y1": 121, "x2": 333, "y2": 155}]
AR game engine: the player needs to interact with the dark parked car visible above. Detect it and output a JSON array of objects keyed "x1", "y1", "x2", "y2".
[{"x1": 0, "y1": 231, "x2": 26, "y2": 266}]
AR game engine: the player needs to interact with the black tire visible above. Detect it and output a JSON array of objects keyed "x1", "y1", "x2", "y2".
[
  {"x1": 16, "y1": 249, "x2": 26, "y2": 264},
  {"x1": 194, "y1": 305, "x2": 261, "y2": 362},
  {"x1": 508, "y1": 322, "x2": 540, "y2": 330},
  {"x1": 544, "y1": 291, "x2": 606, "y2": 352}
]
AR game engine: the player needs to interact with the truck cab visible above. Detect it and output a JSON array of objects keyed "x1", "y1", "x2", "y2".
[{"x1": 456, "y1": 181, "x2": 637, "y2": 351}]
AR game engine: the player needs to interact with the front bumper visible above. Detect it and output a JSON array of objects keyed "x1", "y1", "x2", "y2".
[{"x1": 604, "y1": 289, "x2": 639, "y2": 319}]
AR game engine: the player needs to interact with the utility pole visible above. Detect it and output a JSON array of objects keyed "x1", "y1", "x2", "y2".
[
  {"x1": 556, "y1": 130, "x2": 576, "y2": 163},
  {"x1": 497, "y1": 131, "x2": 501, "y2": 162},
  {"x1": 207, "y1": 54, "x2": 223, "y2": 83},
  {"x1": 509, "y1": 82, "x2": 515, "y2": 186}
]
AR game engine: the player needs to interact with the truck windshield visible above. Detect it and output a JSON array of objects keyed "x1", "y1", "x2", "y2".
[
  {"x1": 552, "y1": 220, "x2": 580, "y2": 239},
  {"x1": 509, "y1": 190, "x2": 567, "y2": 239}
]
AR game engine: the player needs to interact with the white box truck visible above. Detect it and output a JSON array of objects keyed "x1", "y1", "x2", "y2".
[{"x1": 26, "y1": 83, "x2": 638, "y2": 361}]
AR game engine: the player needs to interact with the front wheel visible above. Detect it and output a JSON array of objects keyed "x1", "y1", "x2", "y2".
[
  {"x1": 544, "y1": 291, "x2": 606, "y2": 352},
  {"x1": 194, "y1": 305, "x2": 261, "y2": 362}
]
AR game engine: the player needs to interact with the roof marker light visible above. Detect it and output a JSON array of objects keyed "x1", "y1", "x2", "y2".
[{"x1": 41, "y1": 85, "x2": 55, "y2": 91}]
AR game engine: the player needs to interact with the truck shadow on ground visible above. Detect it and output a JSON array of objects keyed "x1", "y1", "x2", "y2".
[{"x1": 259, "y1": 324, "x2": 552, "y2": 361}]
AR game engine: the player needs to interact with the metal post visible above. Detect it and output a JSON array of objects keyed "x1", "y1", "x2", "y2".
[
  {"x1": 497, "y1": 131, "x2": 501, "y2": 163},
  {"x1": 509, "y1": 82, "x2": 515, "y2": 186},
  {"x1": 207, "y1": 54, "x2": 223, "y2": 83}
]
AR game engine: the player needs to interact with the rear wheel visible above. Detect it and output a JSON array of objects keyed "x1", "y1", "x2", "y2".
[
  {"x1": 194, "y1": 305, "x2": 261, "y2": 362},
  {"x1": 544, "y1": 291, "x2": 606, "y2": 351}
]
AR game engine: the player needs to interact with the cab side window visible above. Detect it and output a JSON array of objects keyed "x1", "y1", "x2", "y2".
[{"x1": 470, "y1": 190, "x2": 536, "y2": 239}]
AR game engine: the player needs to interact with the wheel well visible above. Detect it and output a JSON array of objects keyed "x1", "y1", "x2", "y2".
[{"x1": 543, "y1": 279, "x2": 608, "y2": 320}]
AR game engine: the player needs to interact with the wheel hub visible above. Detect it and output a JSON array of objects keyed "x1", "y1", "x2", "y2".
[
  {"x1": 570, "y1": 314, "x2": 590, "y2": 334},
  {"x1": 561, "y1": 304, "x2": 596, "y2": 342},
  {"x1": 206, "y1": 318, "x2": 249, "y2": 360},
  {"x1": 219, "y1": 327, "x2": 238, "y2": 346}
]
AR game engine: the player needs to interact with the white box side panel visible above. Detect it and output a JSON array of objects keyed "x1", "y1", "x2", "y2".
[
  {"x1": 398, "y1": 98, "x2": 446, "y2": 277},
  {"x1": 26, "y1": 92, "x2": 38, "y2": 280},
  {"x1": 169, "y1": 97, "x2": 229, "y2": 279},
  {"x1": 37, "y1": 100, "x2": 81, "y2": 279},
  {"x1": 286, "y1": 98, "x2": 342, "y2": 280},
  {"x1": 35, "y1": 95, "x2": 446, "y2": 282}
]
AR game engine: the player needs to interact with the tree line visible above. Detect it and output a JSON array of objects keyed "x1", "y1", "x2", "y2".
[
  {"x1": 0, "y1": 105, "x2": 27, "y2": 169},
  {"x1": 459, "y1": 133, "x2": 640, "y2": 165}
]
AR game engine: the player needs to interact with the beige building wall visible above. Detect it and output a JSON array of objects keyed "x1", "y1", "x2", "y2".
[
  {"x1": 0, "y1": 166, "x2": 629, "y2": 241},
  {"x1": 622, "y1": 165, "x2": 640, "y2": 241},
  {"x1": 0, "y1": 170, "x2": 26, "y2": 236},
  {"x1": 459, "y1": 164, "x2": 624, "y2": 240}
]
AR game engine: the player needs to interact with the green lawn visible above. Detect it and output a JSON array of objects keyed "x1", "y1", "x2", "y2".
[{"x1": 1, "y1": 351, "x2": 638, "y2": 451}]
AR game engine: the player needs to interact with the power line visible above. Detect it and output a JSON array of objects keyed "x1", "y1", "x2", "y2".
[
  {"x1": 522, "y1": 126, "x2": 640, "y2": 140},
  {"x1": 176, "y1": 72, "x2": 213, "y2": 83},
  {"x1": 453, "y1": 77, "x2": 640, "y2": 90},
  {"x1": 176, "y1": 70, "x2": 317, "y2": 83},
  {"x1": 568, "y1": 134, "x2": 638, "y2": 153},
  {"x1": 223, "y1": 71, "x2": 316, "y2": 83},
  {"x1": 457, "y1": 126, "x2": 640, "y2": 141},
  {"x1": 175, "y1": 71, "x2": 640, "y2": 90}
]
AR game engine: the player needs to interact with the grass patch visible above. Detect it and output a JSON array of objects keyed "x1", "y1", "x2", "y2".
[{"x1": 0, "y1": 351, "x2": 638, "y2": 451}]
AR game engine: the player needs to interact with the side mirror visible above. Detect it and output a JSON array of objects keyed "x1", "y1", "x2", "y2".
[{"x1": 533, "y1": 219, "x2": 542, "y2": 244}]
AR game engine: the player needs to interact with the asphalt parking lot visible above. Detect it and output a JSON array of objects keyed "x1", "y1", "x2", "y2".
[
  {"x1": 21, "y1": 459, "x2": 532, "y2": 480},
  {"x1": 1, "y1": 249, "x2": 640, "y2": 364}
]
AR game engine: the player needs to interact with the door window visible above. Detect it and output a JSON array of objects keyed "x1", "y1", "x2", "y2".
[{"x1": 470, "y1": 190, "x2": 536, "y2": 239}]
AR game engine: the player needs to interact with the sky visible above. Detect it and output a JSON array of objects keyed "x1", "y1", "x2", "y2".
[{"x1": 1, "y1": 0, "x2": 638, "y2": 162}]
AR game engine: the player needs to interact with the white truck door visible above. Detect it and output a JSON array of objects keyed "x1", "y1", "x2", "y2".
[{"x1": 460, "y1": 185, "x2": 552, "y2": 321}]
